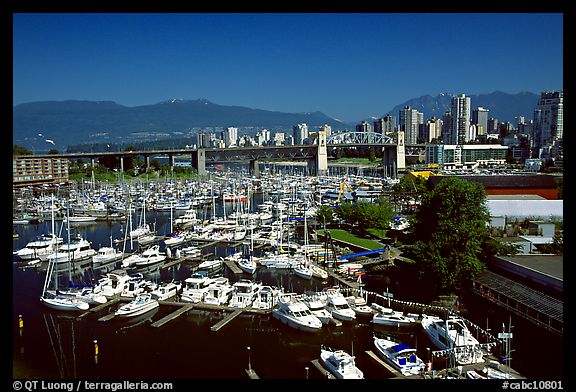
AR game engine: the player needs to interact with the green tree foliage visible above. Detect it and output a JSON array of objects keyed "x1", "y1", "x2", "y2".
[
  {"x1": 315, "y1": 204, "x2": 335, "y2": 227},
  {"x1": 393, "y1": 174, "x2": 428, "y2": 194},
  {"x1": 13, "y1": 145, "x2": 33, "y2": 156},
  {"x1": 334, "y1": 199, "x2": 394, "y2": 236},
  {"x1": 411, "y1": 177, "x2": 490, "y2": 293}
]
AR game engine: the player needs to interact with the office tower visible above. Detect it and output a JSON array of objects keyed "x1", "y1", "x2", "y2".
[
  {"x1": 222, "y1": 127, "x2": 238, "y2": 147},
  {"x1": 449, "y1": 94, "x2": 471, "y2": 145},
  {"x1": 292, "y1": 123, "x2": 308, "y2": 145},
  {"x1": 487, "y1": 118, "x2": 499, "y2": 134},
  {"x1": 373, "y1": 115, "x2": 395, "y2": 135},
  {"x1": 441, "y1": 111, "x2": 452, "y2": 143},
  {"x1": 472, "y1": 107, "x2": 489, "y2": 136},
  {"x1": 356, "y1": 121, "x2": 371, "y2": 133},
  {"x1": 422, "y1": 117, "x2": 443, "y2": 143},
  {"x1": 532, "y1": 91, "x2": 563, "y2": 150},
  {"x1": 399, "y1": 106, "x2": 423, "y2": 145}
]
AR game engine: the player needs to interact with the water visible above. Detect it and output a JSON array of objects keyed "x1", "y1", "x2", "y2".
[{"x1": 12, "y1": 208, "x2": 564, "y2": 380}]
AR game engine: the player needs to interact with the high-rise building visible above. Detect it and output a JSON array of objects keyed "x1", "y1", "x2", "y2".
[
  {"x1": 292, "y1": 123, "x2": 308, "y2": 145},
  {"x1": 373, "y1": 115, "x2": 395, "y2": 135},
  {"x1": 532, "y1": 91, "x2": 563, "y2": 150},
  {"x1": 222, "y1": 127, "x2": 238, "y2": 147},
  {"x1": 356, "y1": 121, "x2": 371, "y2": 133},
  {"x1": 420, "y1": 117, "x2": 443, "y2": 143},
  {"x1": 472, "y1": 107, "x2": 489, "y2": 136},
  {"x1": 448, "y1": 94, "x2": 471, "y2": 145},
  {"x1": 487, "y1": 118, "x2": 499, "y2": 134},
  {"x1": 399, "y1": 106, "x2": 423, "y2": 144}
]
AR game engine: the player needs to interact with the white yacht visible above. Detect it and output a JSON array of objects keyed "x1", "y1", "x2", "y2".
[
  {"x1": 115, "y1": 293, "x2": 159, "y2": 317},
  {"x1": 46, "y1": 236, "x2": 97, "y2": 264},
  {"x1": 371, "y1": 304, "x2": 417, "y2": 327},
  {"x1": 324, "y1": 289, "x2": 356, "y2": 321},
  {"x1": 421, "y1": 314, "x2": 485, "y2": 365},
  {"x1": 150, "y1": 281, "x2": 182, "y2": 301},
  {"x1": 319, "y1": 345, "x2": 364, "y2": 379},
  {"x1": 272, "y1": 294, "x2": 323, "y2": 332},
  {"x1": 229, "y1": 279, "x2": 261, "y2": 308},
  {"x1": 180, "y1": 274, "x2": 214, "y2": 303},
  {"x1": 203, "y1": 277, "x2": 234, "y2": 306},
  {"x1": 13, "y1": 234, "x2": 64, "y2": 261},
  {"x1": 92, "y1": 246, "x2": 124, "y2": 265},
  {"x1": 251, "y1": 285, "x2": 282, "y2": 310},
  {"x1": 301, "y1": 292, "x2": 334, "y2": 325},
  {"x1": 373, "y1": 335, "x2": 426, "y2": 376}
]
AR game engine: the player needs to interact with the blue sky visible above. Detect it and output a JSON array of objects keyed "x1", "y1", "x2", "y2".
[{"x1": 13, "y1": 13, "x2": 563, "y2": 123}]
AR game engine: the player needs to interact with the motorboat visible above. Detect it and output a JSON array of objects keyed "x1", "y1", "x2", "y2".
[
  {"x1": 150, "y1": 281, "x2": 182, "y2": 301},
  {"x1": 197, "y1": 258, "x2": 223, "y2": 272},
  {"x1": 319, "y1": 345, "x2": 364, "y2": 379},
  {"x1": 324, "y1": 288, "x2": 356, "y2": 321},
  {"x1": 180, "y1": 273, "x2": 215, "y2": 303},
  {"x1": 120, "y1": 274, "x2": 155, "y2": 298},
  {"x1": 13, "y1": 234, "x2": 64, "y2": 261},
  {"x1": 272, "y1": 294, "x2": 323, "y2": 332},
  {"x1": 46, "y1": 236, "x2": 97, "y2": 264},
  {"x1": 229, "y1": 279, "x2": 261, "y2": 308},
  {"x1": 373, "y1": 335, "x2": 426, "y2": 376},
  {"x1": 346, "y1": 294, "x2": 375, "y2": 319},
  {"x1": 115, "y1": 293, "x2": 159, "y2": 317},
  {"x1": 420, "y1": 314, "x2": 485, "y2": 365},
  {"x1": 163, "y1": 231, "x2": 191, "y2": 247},
  {"x1": 92, "y1": 246, "x2": 124, "y2": 265},
  {"x1": 301, "y1": 292, "x2": 335, "y2": 325},
  {"x1": 203, "y1": 277, "x2": 234, "y2": 306},
  {"x1": 93, "y1": 269, "x2": 132, "y2": 297},
  {"x1": 126, "y1": 245, "x2": 166, "y2": 268},
  {"x1": 180, "y1": 245, "x2": 202, "y2": 258},
  {"x1": 371, "y1": 303, "x2": 417, "y2": 327},
  {"x1": 251, "y1": 285, "x2": 282, "y2": 310},
  {"x1": 309, "y1": 263, "x2": 328, "y2": 280}
]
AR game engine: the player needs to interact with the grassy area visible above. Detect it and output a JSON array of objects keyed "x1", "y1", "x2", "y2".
[{"x1": 316, "y1": 228, "x2": 385, "y2": 250}]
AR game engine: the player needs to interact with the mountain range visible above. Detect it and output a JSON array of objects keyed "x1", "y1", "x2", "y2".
[{"x1": 13, "y1": 91, "x2": 541, "y2": 151}]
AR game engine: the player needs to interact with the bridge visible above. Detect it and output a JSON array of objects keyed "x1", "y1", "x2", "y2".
[{"x1": 22, "y1": 131, "x2": 426, "y2": 177}]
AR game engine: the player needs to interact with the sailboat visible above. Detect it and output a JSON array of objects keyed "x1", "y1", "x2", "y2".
[
  {"x1": 293, "y1": 204, "x2": 313, "y2": 280},
  {"x1": 46, "y1": 203, "x2": 107, "y2": 306},
  {"x1": 40, "y1": 195, "x2": 90, "y2": 311},
  {"x1": 237, "y1": 226, "x2": 258, "y2": 275}
]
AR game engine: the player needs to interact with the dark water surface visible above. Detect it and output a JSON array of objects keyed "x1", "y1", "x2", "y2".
[{"x1": 12, "y1": 208, "x2": 564, "y2": 380}]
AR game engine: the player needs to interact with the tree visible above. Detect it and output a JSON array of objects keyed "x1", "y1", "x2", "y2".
[
  {"x1": 411, "y1": 177, "x2": 490, "y2": 293},
  {"x1": 13, "y1": 145, "x2": 33, "y2": 156},
  {"x1": 315, "y1": 204, "x2": 335, "y2": 227}
]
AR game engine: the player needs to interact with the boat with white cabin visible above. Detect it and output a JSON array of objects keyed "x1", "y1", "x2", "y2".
[
  {"x1": 115, "y1": 293, "x2": 159, "y2": 317},
  {"x1": 319, "y1": 345, "x2": 364, "y2": 379},
  {"x1": 272, "y1": 293, "x2": 323, "y2": 332},
  {"x1": 373, "y1": 335, "x2": 426, "y2": 376}
]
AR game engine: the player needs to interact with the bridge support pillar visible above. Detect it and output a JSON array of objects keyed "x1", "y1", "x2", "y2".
[
  {"x1": 120, "y1": 157, "x2": 124, "y2": 174},
  {"x1": 316, "y1": 130, "x2": 328, "y2": 176},
  {"x1": 192, "y1": 149, "x2": 206, "y2": 176},
  {"x1": 91, "y1": 158, "x2": 97, "y2": 168},
  {"x1": 249, "y1": 160, "x2": 260, "y2": 177},
  {"x1": 169, "y1": 155, "x2": 175, "y2": 173}
]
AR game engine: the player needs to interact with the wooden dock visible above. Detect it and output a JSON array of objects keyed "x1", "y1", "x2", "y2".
[
  {"x1": 210, "y1": 309, "x2": 243, "y2": 332},
  {"x1": 151, "y1": 303, "x2": 194, "y2": 328},
  {"x1": 310, "y1": 359, "x2": 336, "y2": 379},
  {"x1": 223, "y1": 258, "x2": 243, "y2": 274},
  {"x1": 365, "y1": 350, "x2": 403, "y2": 378}
]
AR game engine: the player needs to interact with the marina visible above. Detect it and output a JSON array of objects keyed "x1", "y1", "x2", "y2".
[{"x1": 12, "y1": 173, "x2": 562, "y2": 380}]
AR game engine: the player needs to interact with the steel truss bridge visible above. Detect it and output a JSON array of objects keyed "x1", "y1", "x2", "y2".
[{"x1": 20, "y1": 131, "x2": 426, "y2": 177}]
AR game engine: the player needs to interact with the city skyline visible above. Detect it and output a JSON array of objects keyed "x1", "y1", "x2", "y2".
[{"x1": 13, "y1": 13, "x2": 563, "y2": 123}]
